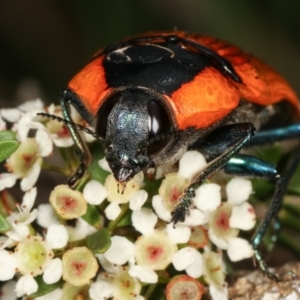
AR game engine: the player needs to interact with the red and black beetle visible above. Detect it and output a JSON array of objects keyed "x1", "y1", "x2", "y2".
[{"x1": 39, "y1": 31, "x2": 300, "y2": 280}]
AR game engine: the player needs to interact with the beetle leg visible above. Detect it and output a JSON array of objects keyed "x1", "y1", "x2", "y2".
[
  {"x1": 246, "y1": 124, "x2": 300, "y2": 147},
  {"x1": 224, "y1": 154, "x2": 283, "y2": 280},
  {"x1": 61, "y1": 91, "x2": 92, "y2": 188},
  {"x1": 243, "y1": 124, "x2": 300, "y2": 255},
  {"x1": 171, "y1": 123, "x2": 255, "y2": 223}
]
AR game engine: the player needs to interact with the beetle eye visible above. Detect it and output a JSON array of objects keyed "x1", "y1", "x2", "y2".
[
  {"x1": 95, "y1": 93, "x2": 121, "y2": 138},
  {"x1": 148, "y1": 100, "x2": 172, "y2": 155}
]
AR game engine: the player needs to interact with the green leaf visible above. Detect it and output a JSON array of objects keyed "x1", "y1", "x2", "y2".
[
  {"x1": 86, "y1": 228, "x2": 111, "y2": 254},
  {"x1": 0, "y1": 139, "x2": 20, "y2": 162},
  {"x1": 81, "y1": 204, "x2": 103, "y2": 228},
  {"x1": 0, "y1": 213, "x2": 11, "y2": 233},
  {"x1": 0, "y1": 130, "x2": 16, "y2": 142},
  {"x1": 29, "y1": 275, "x2": 64, "y2": 298},
  {"x1": 0, "y1": 130, "x2": 20, "y2": 162}
]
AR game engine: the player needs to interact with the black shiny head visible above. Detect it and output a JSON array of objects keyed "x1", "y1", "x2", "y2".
[{"x1": 95, "y1": 89, "x2": 173, "y2": 183}]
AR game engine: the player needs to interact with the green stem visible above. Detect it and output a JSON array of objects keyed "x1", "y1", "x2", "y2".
[
  {"x1": 144, "y1": 283, "x2": 157, "y2": 300},
  {"x1": 157, "y1": 271, "x2": 170, "y2": 284},
  {"x1": 107, "y1": 203, "x2": 129, "y2": 232},
  {"x1": 59, "y1": 147, "x2": 77, "y2": 171},
  {"x1": 75, "y1": 173, "x2": 91, "y2": 191},
  {"x1": 41, "y1": 162, "x2": 70, "y2": 176}
]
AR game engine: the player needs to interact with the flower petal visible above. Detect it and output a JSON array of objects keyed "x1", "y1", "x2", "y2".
[
  {"x1": 20, "y1": 163, "x2": 41, "y2": 191},
  {"x1": 194, "y1": 183, "x2": 221, "y2": 212},
  {"x1": 0, "y1": 173, "x2": 18, "y2": 191},
  {"x1": 229, "y1": 202, "x2": 256, "y2": 230},
  {"x1": 22, "y1": 187, "x2": 37, "y2": 212},
  {"x1": 185, "y1": 250, "x2": 204, "y2": 278},
  {"x1": 89, "y1": 280, "x2": 114, "y2": 300},
  {"x1": 18, "y1": 99, "x2": 44, "y2": 112},
  {"x1": 227, "y1": 237, "x2": 253, "y2": 262},
  {"x1": 129, "y1": 190, "x2": 148, "y2": 211},
  {"x1": 129, "y1": 265, "x2": 158, "y2": 283},
  {"x1": 105, "y1": 202, "x2": 121, "y2": 220},
  {"x1": 182, "y1": 209, "x2": 207, "y2": 226},
  {"x1": 15, "y1": 275, "x2": 38, "y2": 297},
  {"x1": 96, "y1": 254, "x2": 122, "y2": 274},
  {"x1": 98, "y1": 157, "x2": 112, "y2": 173},
  {"x1": 0, "y1": 108, "x2": 21, "y2": 123},
  {"x1": 152, "y1": 195, "x2": 171, "y2": 222},
  {"x1": 166, "y1": 223, "x2": 191, "y2": 244},
  {"x1": 208, "y1": 228, "x2": 228, "y2": 249},
  {"x1": 9, "y1": 223, "x2": 30, "y2": 241},
  {"x1": 16, "y1": 114, "x2": 32, "y2": 142},
  {"x1": 37, "y1": 204, "x2": 59, "y2": 228},
  {"x1": 172, "y1": 247, "x2": 196, "y2": 271},
  {"x1": 104, "y1": 236, "x2": 135, "y2": 265},
  {"x1": 226, "y1": 177, "x2": 252, "y2": 205},
  {"x1": 46, "y1": 224, "x2": 68, "y2": 249},
  {"x1": 132, "y1": 208, "x2": 157, "y2": 235},
  {"x1": 178, "y1": 151, "x2": 207, "y2": 179},
  {"x1": 209, "y1": 284, "x2": 228, "y2": 300},
  {"x1": 36, "y1": 129, "x2": 53, "y2": 157},
  {"x1": 83, "y1": 180, "x2": 107, "y2": 205},
  {"x1": 51, "y1": 135, "x2": 74, "y2": 147},
  {"x1": 0, "y1": 250, "x2": 17, "y2": 280},
  {"x1": 43, "y1": 258, "x2": 63, "y2": 284}
]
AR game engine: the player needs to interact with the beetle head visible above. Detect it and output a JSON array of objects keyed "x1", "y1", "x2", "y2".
[{"x1": 96, "y1": 89, "x2": 173, "y2": 184}]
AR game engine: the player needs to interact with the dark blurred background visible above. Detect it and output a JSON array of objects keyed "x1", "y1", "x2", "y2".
[
  {"x1": 0, "y1": 0, "x2": 300, "y2": 107},
  {"x1": 1, "y1": 0, "x2": 300, "y2": 270}
]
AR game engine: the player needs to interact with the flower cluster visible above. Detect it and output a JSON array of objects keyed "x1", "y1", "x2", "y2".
[{"x1": 0, "y1": 100, "x2": 256, "y2": 300}]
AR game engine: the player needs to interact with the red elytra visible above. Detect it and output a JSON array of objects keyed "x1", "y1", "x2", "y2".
[{"x1": 68, "y1": 31, "x2": 299, "y2": 131}]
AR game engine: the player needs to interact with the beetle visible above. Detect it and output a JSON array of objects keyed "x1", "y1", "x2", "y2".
[{"x1": 39, "y1": 31, "x2": 300, "y2": 280}]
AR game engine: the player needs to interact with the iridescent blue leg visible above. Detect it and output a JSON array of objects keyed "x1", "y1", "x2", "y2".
[{"x1": 225, "y1": 154, "x2": 284, "y2": 280}]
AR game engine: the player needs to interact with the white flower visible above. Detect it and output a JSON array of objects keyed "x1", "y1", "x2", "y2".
[
  {"x1": 0, "y1": 222, "x2": 68, "y2": 297},
  {"x1": 131, "y1": 208, "x2": 158, "y2": 236},
  {"x1": 46, "y1": 224, "x2": 68, "y2": 249},
  {"x1": 93, "y1": 159, "x2": 149, "y2": 220},
  {"x1": 15, "y1": 274, "x2": 38, "y2": 297},
  {"x1": 208, "y1": 177, "x2": 255, "y2": 261},
  {"x1": 104, "y1": 236, "x2": 135, "y2": 265},
  {"x1": 152, "y1": 151, "x2": 208, "y2": 226},
  {"x1": 45, "y1": 104, "x2": 95, "y2": 147},
  {"x1": 91, "y1": 255, "x2": 144, "y2": 300},
  {"x1": 83, "y1": 180, "x2": 107, "y2": 205},
  {"x1": 36, "y1": 203, "x2": 59, "y2": 228},
  {"x1": 0, "y1": 100, "x2": 53, "y2": 191},
  {"x1": 67, "y1": 217, "x2": 97, "y2": 242},
  {"x1": 0, "y1": 250, "x2": 18, "y2": 281},
  {"x1": 194, "y1": 183, "x2": 221, "y2": 212},
  {"x1": 4, "y1": 187, "x2": 38, "y2": 245},
  {"x1": 1, "y1": 99, "x2": 44, "y2": 132},
  {"x1": 0, "y1": 173, "x2": 18, "y2": 192},
  {"x1": 3, "y1": 133, "x2": 52, "y2": 191}
]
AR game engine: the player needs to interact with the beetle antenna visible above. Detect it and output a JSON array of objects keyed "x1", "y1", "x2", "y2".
[{"x1": 37, "y1": 112, "x2": 105, "y2": 144}]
